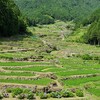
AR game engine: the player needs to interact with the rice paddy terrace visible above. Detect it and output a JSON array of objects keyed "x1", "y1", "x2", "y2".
[{"x1": 0, "y1": 21, "x2": 100, "y2": 100}]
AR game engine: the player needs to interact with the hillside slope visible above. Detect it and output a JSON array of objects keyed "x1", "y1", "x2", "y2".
[{"x1": 14, "y1": 0, "x2": 100, "y2": 24}]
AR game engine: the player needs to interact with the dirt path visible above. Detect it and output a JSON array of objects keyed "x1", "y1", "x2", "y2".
[
  {"x1": 61, "y1": 73, "x2": 100, "y2": 80},
  {"x1": 2, "y1": 97, "x2": 88, "y2": 100},
  {"x1": 54, "y1": 80, "x2": 63, "y2": 89},
  {"x1": 0, "y1": 75, "x2": 39, "y2": 80},
  {"x1": 41, "y1": 68, "x2": 53, "y2": 71},
  {"x1": 0, "y1": 82, "x2": 44, "y2": 88}
]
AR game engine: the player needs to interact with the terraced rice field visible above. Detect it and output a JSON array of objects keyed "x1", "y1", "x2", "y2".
[
  {"x1": 0, "y1": 57, "x2": 99, "y2": 86},
  {"x1": 0, "y1": 78, "x2": 53, "y2": 86},
  {"x1": 0, "y1": 51, "x2": 100, "y2": 100},
  {"x1": 62, "y1": 76, "x2": 100, "y2": 86},
  {"x1": 0, "y1": 72, "x2": 35, "y2": 76},
  {"x1": 0, "y1": 21, "x2": 100, "y2": 99},
  {"x1": 0, "y1": 61, "x2": 54, "y2": 85},
  {"x1": 87, "y1": 88, "x2": 100, "y2": 97}
]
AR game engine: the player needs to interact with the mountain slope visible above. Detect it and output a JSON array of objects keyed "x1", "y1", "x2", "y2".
[{"x1": 14, "y1": 0, "x2": 100, "y2": 25}]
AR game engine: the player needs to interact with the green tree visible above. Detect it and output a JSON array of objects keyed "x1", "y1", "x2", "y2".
[
  {"x1": 14, "y1": 0, "x2": 100, "y2": 25},
  {"x1": 83, "y1": 8, "x2": 100, "y2": 45},
  {"x1": 0, "y1": 0, "x2": 27, "y2": 37}
]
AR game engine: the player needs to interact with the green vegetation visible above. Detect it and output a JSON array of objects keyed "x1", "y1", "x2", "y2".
[
  {"x1": 0, "y1": 1, "x2": 100, "y2": 98},
  {"x1": 6, "y1": 88, "x2": 35, "y2": 99},
  {"x1": 62, "y1": 76, "x2": 100, "y2": 86},
  {"x1": 27, "y1": 93, "x2": 35, "y2": 99},
  {"x1": 0, "y1": 0, "x2": 27, "y2": 37},
  {"x1": 59, "y1": 57, "x2": 100, "y2": 69},
  {"x1": 0, "y1": 72, "x2": 35, "y2": 76},
  {"x1": 14, "y1": 0, "x2": 100, "y2": 25},
  {"x1": 56, "y1": 69, "x2": 100, "y2": 77},
  {"x1": 12, "y1": 88, "x2": 23, "y2": 95},
  {"x1": 40, "y1": 93, "x2": 48, "y2": 99},
  {"x1": 61, "y1": 91, "x2": 75, "y2": 98},
  {"x1": 0, "y1": 61, "x2": 51, "y2": 66},
  {"x1": 87, "y1": 88, "x2": 100, "y2": 97},
  {"x1": 0, "y1": 94, "x2": 3, "y2": 99},
  {"x1": 0, "y1": 78, "x2": 53, "y2": 85},
  {"x1": 66, "y1": 28, "x2": 87, "y2": 43},
  {"x1": 76, "y1": 90, "x2": 84, "y2": 97},
  {"x1": 4, "y1": 65, "x2": 55, "y2": 72},
  {"x1": 5, "y1": 87, "x2": 84, "y2": 99},
  {"x1": 83, "y1": 8, "x2": 100, "y2": 45},
  {"x1": 81, "y1": 54, "x2": 93, "y2": 60}
]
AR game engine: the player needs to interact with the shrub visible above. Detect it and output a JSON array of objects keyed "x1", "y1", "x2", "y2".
[
  {"x1": 51, "y1": 92, "x2": 62, "y2": 98},
  {"x1": 23, "y1": 89, "x2": 30, "y2": 94},
  {"x1": 76, "y1": 90, "x2": 84, "y2": 97},
  {"x1": 61, "y1": 91, "x2": 68, "y2": 97},
  {"x1": 17, "y1": 94, "x2": 25, "y2": 99},
  {"x1": 84, "y1": 83, "x2": 94, "y2": 90},
  {"x1": 40, "y1": 93, "x2": 48, "y2": 99},
  {"x1": 61, "y1": 91, "x2": 74, "y2": 98},
  {"x1": 38, "y1": 15, "x2": 55, "y2": 25},
  {"x1": 6, "y1": 88, "x2": 12, "y2": 93},
  {"x1": 93, "y1": 56, "x2": 100, "y2": 60},
  {"x1": 36, "y1": 92, "x2": 39, "y2": 96},
  {"x1": 0, "y1": 94, "x2": 3, "y2": 99},
  {"x1": 82, "y1": 54, "x2": 93, "y2": 60},
  {"x1": 12, "y1": 88, "x2": 23, "y2": 95},
  {"x1": 47, "y1": 94, "x2": 51, "y2": 98},
  {"x1": 27, "y1": 93, "x2": 35, "y2": 99},
  {"x1": 12, "y1": 93, "x2": 16, "y2": 98}
]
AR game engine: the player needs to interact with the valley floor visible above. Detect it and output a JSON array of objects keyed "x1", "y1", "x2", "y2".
[{"x1": 0, "y1": 21, "x2": 100, "y2": 100}]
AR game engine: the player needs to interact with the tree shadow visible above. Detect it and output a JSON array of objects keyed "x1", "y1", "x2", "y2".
[{"x1": 0, "y1": 32, "x2": 32, "y2": 42}]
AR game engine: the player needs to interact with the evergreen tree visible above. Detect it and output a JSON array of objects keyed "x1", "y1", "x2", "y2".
[
  {"x1": 83, "y1": 9, "x2": 100, "y2": 45},
  {"x1": 0, "y1": 0, "x2": 27, "y2": 37}
]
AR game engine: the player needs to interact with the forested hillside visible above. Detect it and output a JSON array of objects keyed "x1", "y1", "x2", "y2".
[
  {"x1": 14, "y1": 0, "x2": 100, "y2": 25},
  {"x1": 83, "y1": 8, "x2": 100, "y2": 45},
  {"x1": 0, "y1": 0, "x2": 27, "y2": 37}
]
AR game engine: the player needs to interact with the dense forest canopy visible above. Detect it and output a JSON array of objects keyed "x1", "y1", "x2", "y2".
[
  {"x1": 0, "y1": 0, "x2": 27, "y2": 37},
  {"x1": 83, "y1": 8, "x2": 100, "y2": 45},
  {"x1": 14, "y1": 0, "x2": 100, "y2": 25}
]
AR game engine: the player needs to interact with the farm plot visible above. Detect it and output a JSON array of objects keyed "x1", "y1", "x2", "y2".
[
  {"x1": 85, "y1": 81, "x2": 100, "y2": 97},
  {"x1": 0, "y1": 50, "x2": 43, "y2": 61},
  {"x1": 0, "y1": 61, "x2": 52, "y2": 66},
  {"x1": 0, "y1": 21, "x2": 100, "y2": 99},
  {"x1": 87, "y1": 88, "x2": 100, "y2": 97},
  {"x1": 0, "y1": 51, "x2": 32, "y2": 59},
  {"x1": 62, "y1": 76, "x2": 100, "y2": 86},
  {"x1": 59, "y1": 57, "x2": 100, "y2": 69},
  {"x1": 0, "y1": 61, "x2": 55, "y2": 87},
  {"x1": 52, "y1": 57, "x2": 100, "y2": 99},
  {"x1": 0, "y1": 72, "x2": 35, "y2": 76},
  {"x1": 55, "y1": 69, "x2": 100, "y2": 77},
  {"x1": 3, "y1": 65, "x2": 55, "y2": 72},
  {"x1": 0, "y1": 78, "x2": 53, "y2": 85}
]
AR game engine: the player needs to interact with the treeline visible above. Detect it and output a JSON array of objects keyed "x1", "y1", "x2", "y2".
[
  {"x1": 83, "y1": 8, "x2": 100, "y2": 45},
  {"x1": 14, "y1": 0, "x2": 100, "y2": 25},
  {"x1": 0, "y1": 0, "x2": 27, "y2": 37}
]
